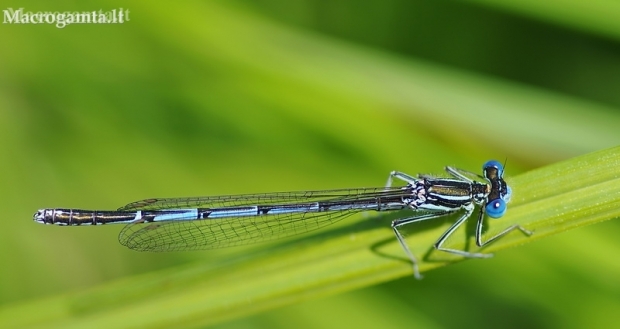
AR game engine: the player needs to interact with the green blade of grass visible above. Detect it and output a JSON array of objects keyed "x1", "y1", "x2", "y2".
[{"x1": 2, "y1": 145, "x2": 620, "y2": 328}]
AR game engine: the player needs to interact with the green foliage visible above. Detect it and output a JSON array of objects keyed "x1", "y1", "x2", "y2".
[{"x1": 1, "y1": 1, "x2": 620, "y2": 328}]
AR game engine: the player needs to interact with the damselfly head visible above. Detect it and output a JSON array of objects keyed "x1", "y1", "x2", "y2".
[{"x1": 483, "y1": 160, "x2": 511, "y2": 218}]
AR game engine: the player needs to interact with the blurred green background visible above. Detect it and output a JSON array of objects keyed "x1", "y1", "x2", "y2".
[{"x1": 2, "y1": 0, "x2": 620, "y2": 328}]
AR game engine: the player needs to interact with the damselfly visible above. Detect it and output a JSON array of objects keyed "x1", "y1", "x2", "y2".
[{"x1": 33, "y1": 160, "x2": 531, "y2": 279}]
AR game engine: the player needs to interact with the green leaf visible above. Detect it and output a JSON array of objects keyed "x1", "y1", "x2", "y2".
[{"x1": 3, "y1": 145, "x2": 620, "y2": 328}]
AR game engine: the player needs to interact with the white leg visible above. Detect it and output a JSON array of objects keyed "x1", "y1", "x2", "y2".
[
  {"x1": 385, "y1": 170, "x2": 418, "y2": 188},
  {"x1": 392, "y1": 211, "x2": 453, "y2": 279},
  {"x1": 433, "y1": 204, "x2": 492, "y2": 259}
]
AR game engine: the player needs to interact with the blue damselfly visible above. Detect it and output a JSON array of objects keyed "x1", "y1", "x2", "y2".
[{"x1": 33, "y1": 160, "x2": 531, "y2": 278}]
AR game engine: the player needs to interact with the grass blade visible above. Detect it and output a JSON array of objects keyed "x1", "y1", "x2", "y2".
[{"x1": 2, "y1": 146, "x2": 620, "y2": 328}]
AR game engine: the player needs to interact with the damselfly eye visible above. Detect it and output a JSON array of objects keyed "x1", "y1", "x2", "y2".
[
  {"x1": 483, "y1": 160, "x2": 504, "y2": 177},
  {"x1": 485, "y1": 198, "x2": 507, "y2": 218}
]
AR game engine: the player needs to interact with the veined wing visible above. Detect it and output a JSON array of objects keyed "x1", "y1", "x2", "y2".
[
  {"x1": 118, "y1": 187, "x2": 407, "y2": 211},
  {"x1": 118, "y1": 187, "x2": 411, "y2": 251}
]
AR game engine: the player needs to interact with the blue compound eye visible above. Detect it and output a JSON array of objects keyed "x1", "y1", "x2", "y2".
[
  {"x1": 485, "y1": 198, "x2": 507, "y2": 218},
  {"x1": 483, "y1": 160, "x2": 504, "y2": 177}
]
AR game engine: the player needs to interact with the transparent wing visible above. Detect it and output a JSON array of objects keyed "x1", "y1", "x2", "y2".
[
  {"x1": 118, "y1": 187, "x2": 410, "y2": 251},
  {"x1": 119, "y1": 187, "x2": 409, "y2": 211}
]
